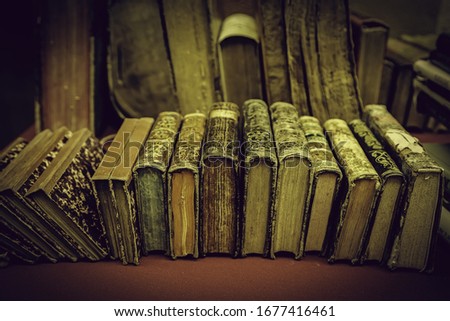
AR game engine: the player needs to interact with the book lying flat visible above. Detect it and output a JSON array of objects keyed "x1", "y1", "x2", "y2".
[
  {"x1": 270, "y1": 102, "x2": 311, "y2": 259},
  {"x1": 241, "y1": 99, "x2": 278, "y2": 257},
  {"x1": 349, "y1": 119, "x2": 405, "y2": 263},
  {"x1": 364, "y1": 104, "x2": 444, "y2": 272},
  {"x1": 324, "y1": 119, "x2": 380, "y2": 264},
  {"x1": 134, "y1": 112, "x2": 182, "y2": 256},
  {"x1": 299, "y1": 116, "x2": 342, "y2": 254},
  {"x1": 167, "y1": 113, "x2": 207, "y2": 259}
]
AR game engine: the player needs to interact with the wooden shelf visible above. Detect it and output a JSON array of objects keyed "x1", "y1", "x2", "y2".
[{"x1": 1, "y1": 237, "x2": 449, "y2": 301}]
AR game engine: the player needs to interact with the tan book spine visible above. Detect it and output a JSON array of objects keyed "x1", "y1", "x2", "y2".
[
  {"x1": 269, "y1": 102, "x2": 311, "y2": 259},
  {"x1": 299, "y1": 116, "x2": 342, "y2": 254},
  {"x1": 324, "y1": 118, "x2": 380, "y2": 263},
  {"x1": 241, "y1": 99, "x2": 278, "y2": 257},
  {"x1": 168, "y1": 113, "x2": 207, "y2": 259}
]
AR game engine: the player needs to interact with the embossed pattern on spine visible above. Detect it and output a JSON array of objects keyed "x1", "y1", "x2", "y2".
[{"x1": 0, "y1": 139, "x2": 28, "y2": 172}]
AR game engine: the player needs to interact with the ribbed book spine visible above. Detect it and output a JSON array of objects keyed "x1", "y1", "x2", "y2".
[
  {"x1": 201, "y1": 102, "x2": 240, "y2": 256},
  {"x1": 241, "y1": 99, "x2": 278, "y2": 257}
]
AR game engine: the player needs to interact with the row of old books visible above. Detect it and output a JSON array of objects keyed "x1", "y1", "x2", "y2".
[{"x1": 1, "y1": 101, "x2": 443, "y2": 272}]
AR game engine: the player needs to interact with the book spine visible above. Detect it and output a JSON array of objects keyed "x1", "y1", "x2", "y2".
[
  {"x1": 299, "y1": 116, "x2": 342, "y2": 255},
  {"x1": 258, "y1": 0, "x2": 291, "y2": 104},
  {"x1": 0, "y1": 138, "x2": 28, "y2": 172},
  {"x1": 168, "y1": 113, "x2": 207, "y2": 259},
  {"x1": 364, "y1": 104, "x2": 444, "y2": 272},
  {"x1": 135, "y1": 112, "x2": 182, "y2": 256},
  {"x1": 439, "y1": 206, "x2": 450, "y2": 246},
  {"x1": 323, "y1": 118, "x2": 380, "y2": 263},
  {"x1": 241, "y1": 99, "x2": 278, "y2": 257},
  {"x1": 201, "y1": 102, "x2": 240, "y2": 256}
]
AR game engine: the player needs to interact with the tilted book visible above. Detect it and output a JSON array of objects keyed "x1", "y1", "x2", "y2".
[
  {"x1": 324, "y1": 119, "x2": 381, "y2": 264},
  {"x1": 93, "y1": 118, "x2": 154, "y2": 264},
  {"x1": 134, "y1": 112, "x2": 182, "y2": 256},
  {"x1": 0, "y1": 128, "x2": 79, "y2": 263},
  {"x1": 364, "y1": 104, "x2": 444, "y2": 272},
  {"x1": 349, "y1": 119, "x2": 405, "y2": 263},
  {"x1": 27, "y1": 129, "x2": 109, "y2": 262},
  {"x1": 201, "y1": 102, "x2": 240, "y2": 256},
  {"x1": 167, "y1": 113, "x2": 207, "y2": 259},
  {"x1": 299, "y1": 116, "x2": 342, "y2": 254},
  {"x1": 269, "y1": 102, "x2": 311, "y2": 259},
  {"x1": 241, "y1": 99, "x2": 278, "y2": 257}
]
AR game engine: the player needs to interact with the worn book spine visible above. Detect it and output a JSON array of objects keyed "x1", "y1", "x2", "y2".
[
  {"x1": 364, "y1": 104, "x2": 444, "y2": 272},
  {"x1": 323, "y1": 118, "x2": 380, "y2": 263},
  {"x1": 299, "y1": 116, "x2": 342, "y2": 254},
  {"x1": 258, "y1": 0, "x2": 291, "y2": 104},
  {"x1": 269, "y1": 102, "x2": 311, "y2": 259},
  {"x1": 241, "y1": 99, "x2": 278, "y2": 257},
  {"x1": 167, "y1": 113, "x2": 207, "y2": 259},
  {"x1": 201, "y1": 102, "x2": 240, "y2": 256},
  {"x1": 134, "y1": 112, "x2": 183, "y2": 255},
  {"x1": 0, "y1": 137, "x2": 28, "y2": 172},
  {"x1": 93, "y1": 118, "x2": 139, "y2": 260},
  {"x1": 349, "y1": 118, "x2": 405, "y2": 263},
  {"x1": 163, "y1": 0, "x2": 215, "y2": 115}
]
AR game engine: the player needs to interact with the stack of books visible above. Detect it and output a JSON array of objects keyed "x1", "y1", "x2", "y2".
[{"x1": 0, "y1": 102, "x2": 444, "y2": 273}]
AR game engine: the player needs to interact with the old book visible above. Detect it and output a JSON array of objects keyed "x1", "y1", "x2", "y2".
[
  {"x1": 324, "y1": 119, "x2": 380, "y2": 263},
  {"x1": 285, "y1": 0, "x2": 362, "y2": 122},
  {"x1": 349, "y1": 119, "x2": 405, "y2": 263},
  {"x1": 364, "y1": 104, "x2": 444, "y2": 272},
  {"x1": 414, "y1": 59, "x2": 450, "y2": 91},
  {"x1": 385, "y1": 37, "x2": 428, "y2": 125},
  {"x1": 201, "y1": 102, "x2": 240, "y2": 256},
  {"x1": 218, "y1": 13, "x2": 263, "y2": 107},
  {"x1": 108, "y1": 0, "x2": 177, "y2": 118},
  {"x1": 240, "y1": 99, "x2": 277, "y2": 257},
  {"x1": 258, "y1": 0, "x2": 291, "y2": 104},
  {"x1": 38, "y1": 0, "x2": 99, "y2": 133},
  {"x1": 0, "y1": 137, "x2": 28, "y2": 172},
  {"x1": 350, "y1": 11, "x2": 389, "y2": 105},
  {"x1": 269, "y1": 102, "x2": 311, "y2": 259},
  {"x1": 0, "y1": 128, "x2": 80, "y2": 262},
  {"x1": 26, "y1": 129, "x2": 109, "y2": 261},
  {"x1": 134, "y1": 112, "x2": 182, "y2": 256},
  {"x1": 378, "y1": 59, "x2": 396, "y2": 106},
  {"x1": 163, "y1": 0, "x2": 215, "y2": 115},
  {"x1": 299, "y1": 116, "x2": 342, "y2": 254},
  {"x1": 93, "y1": 117, "x2": 153, "y2": 264},
  {"x1": 167, "y1": 113, "x2": 207, "y2": 259}
]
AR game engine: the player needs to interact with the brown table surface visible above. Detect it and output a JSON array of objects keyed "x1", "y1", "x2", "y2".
[{"x1": 1, "y1": 237, "x2": 449, "y2": 301}]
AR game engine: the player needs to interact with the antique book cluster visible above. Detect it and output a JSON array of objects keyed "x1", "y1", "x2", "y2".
[{"x1": 0, "y1": 101, "x2": 443, "y2": 272}]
